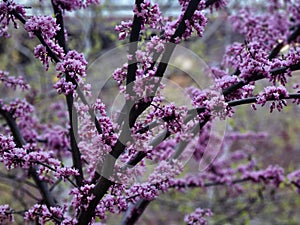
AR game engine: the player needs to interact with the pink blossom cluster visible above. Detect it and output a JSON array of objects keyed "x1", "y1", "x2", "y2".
[
  {"x1": 54, "y1": 50, "x2": 87, "y2": 95},
  {"x1": 0, "y1": 1, "x2": 26, "y2": 38},
  {"x1": 2, "y1": 99, "x2": 34, "y2": 119},
  {"x1": 93, "y1": 99, "x2": 118, "y2": 147},
  {"x1": 187, "y1": 87, "x2": 230, "y2": 119},
  {"x1": 229, "y1": 7, "x2": 288, "y2": 52},
  {"x1": 115, "y1": 20, "x2": 133, "y2": 40},
  {"x1": 112, "y1": 63, "x2": 128, "y2": 85},
  {"x1": 24, "y1": 204, "x2": 64, "y2": 224},
  {"x1": 255, "y1": 85, "x2": 289, "y2": 112},
  {"x1": 133, "y1": 0, "x2": 163, "y2": 30},
  {"x1": 226, "y1": 1, "x2": 300, "y2": 88},
  {"x1": 56, "y1": 50, "x2": 88, "y2": 82},
  {"x1": 127, "y1": 183, "x2": 160, "y2": 201},
  {"x1": 214, "y1": 72, "x2": 254, "y2": 101},
  {"x1": 0, "y1": 70, "x2": 30, "y2": 90},
  {"x1": 53, "y1": 77, "x2": 77, "y2": 95},
  {"x1": 120, "y1": 161, "x2": 183, "y2": 203},
  {"x1": 0, "y1": 134, "x2": 15, "y2": 151},
  {"x1": 52, "y1": 0, "x2": 100, "y2": 11},
  {"x1": 135, "y1": 49, "x2": 153, "y2": 69},
  {"x1": 184, "y1": 208, "x2": 213, "y2": 225},
  {"x1": 223, "y1": 42, "x2": 271, "y2": 81},
  {"x1": 70, "y1": 184, "x2": 95, "y2": 213},
  {"x1": 95, "y1": 193, "x2": 127, "y2": 219},
  {"x1": 171, "y1": 154, "x2": 251, "y2": 190},
  {"x1": 0, "y1": 205, "x2": 13, "y2": 224},
  {"x1": 34, "y1": 42, "x2": 65, "y2": 70},
  {"x1": 146, "y1": 36, "x2": 165, "y2": 53},
  {"x1": 178, "y1": 0, "x2": 206, "y2": 10},
  {"x1": 116, "y1": 1, "x2": 162, "y2": 40},
  {"x1": 239, "y1": 41, "x2": 270, "y2": 80},
  {"x1": 33, "y1": 44, "x2": 55, "y2": 69},
  {"x1": 164, "y1": 3, "x2": 207, "y2": 42},
  {"x1": 148, "y1": 139, "x2": 176, "y2": 161},
  {"x1": 149, "y1": 103, "x2": 187, "y2": 133},
  {"x1": 17, "y1": 113, "x2": 39, "y2": 142},
  {"x1": 42, "y1": 125, "x2": 69, "y2": 154},
  {"x1": 25, "y1": 16, "x2": 60, "y2": 39},
  {"x1": 285, "y1": 46, "x2": 300, "y2": 67},
  {"x1": 268, "y1": 57, "x2": 291, "y2": 85},
  {"x1": 0, "y1": 136, "x2": 78, "y2": 181},
  {"x1": 0, "y1": 99, "x2": 38, "y2": 142},
  {"x1": 77, "y1": 121, "x2": 106, "y2": 168},
  {"x1": 242, "y1": 165, "x2": 284, "y2": 187},
  {"x1": 117, "y1": 44, "x2": 164, "y2": 100},
  {"x1": 170, "y1": 131, "x2": 280, "y2": 191},
  {"x1": 116, "y1": 0, "x2": 210, "y2": 43},
  {"x1": 130, "y1": 76, "x2": 159, "y2": 102},
  {"x1": 148, "y1": 160, "x2": 183, "y2": 191},
  {"x1": 187, "y1": 10, "x2": 208, "y2": 38},
  {"x1": 113, "y1": 53, "x2": 157, "y2": 101}
]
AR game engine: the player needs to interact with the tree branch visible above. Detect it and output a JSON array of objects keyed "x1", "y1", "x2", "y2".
[
  {"x1": 223, "y1": 62, "x2": 300, "y2": 96},
  {"x1": 51, "y1": 1, "x2": 83, "y2": 187},
  {"x1": 78, "y1": 1, "x2": 206, "y2": 224},
  {"x1": 119, "y1": 92, "x2": 300, "y2": 224},
  {"x1": 0, "y1": 106, "x2": 57, "y2": 210},
  {"x1": 227, "y1": 93, "x2": 300, "y2": 107}
]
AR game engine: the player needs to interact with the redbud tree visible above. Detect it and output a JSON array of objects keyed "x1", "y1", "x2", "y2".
[{"x1": 0, "y1": 0, "x2": 300, "y2": 224}]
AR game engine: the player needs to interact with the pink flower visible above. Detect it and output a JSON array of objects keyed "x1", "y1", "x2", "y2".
[
  {"x1": 53, "y1": 78, "x2": 76, "y2": 95},
  {"x1": 115, "y1": 20, "x2": 133, "y2": 40},
  {"x1": 2, "y1": 99, "x2": 34, "y2": 119},
  {"x1": 256, "y1": 85, "x2": 289, "y2": 112},
  {"x1": 242, "y1": 165, "x2": 284, "y2": 187},
  {"x1": 184, "y1": 208, "x2": 213, "y2": 225},
  {"x1": 0, "y1": 70, "x2": 30, "y2": 90},
  {"x1": 133, "y1": 0, "x2": 163, "y2": 30},
  {"x1": 56, "y1": 50, "x2": 88, "y2": 83},
  {"x1": 25, "y1": 16, "x2": 60, "y2": 39},
  {"x1": 0, "y1": 1, "x2": 26, "y2": 38},
  {"x1": 0, "y1": 205, "x2": 14, "y2": 224}
]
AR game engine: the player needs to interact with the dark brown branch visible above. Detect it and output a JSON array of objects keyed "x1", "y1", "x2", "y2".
[
  {"x1": 51, "y1": 1, "x2": 84, "y2": 187},
  {"x1": 223, "y1": 62, "x2": 300, "y2": 96},
  {"x1": 126, "y1": 0, "x2": 144, "y2": 88},
  {"x1": 287, "y1": 24, "x2": 300, "y2": 44},
  {"x1": 51, "y1": 0, "x2": 68, "y2": 53},
  {"x1": 66, "y1": 93, "x2": 83, "y2": 186},
  {"x1": 227, "y1": 93, "x2": 300, "y2": 107},
  {"x1": 120, "y1": 200, "x2": 150, "y2": 225},
  {"x1": 77, "y1": 176, "x2": 113, "y2": 224}
]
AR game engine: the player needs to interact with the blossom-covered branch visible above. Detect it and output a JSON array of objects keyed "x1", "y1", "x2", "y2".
[{"x1": 1, "y1": 0, "x2": 300, "y2": 224}]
